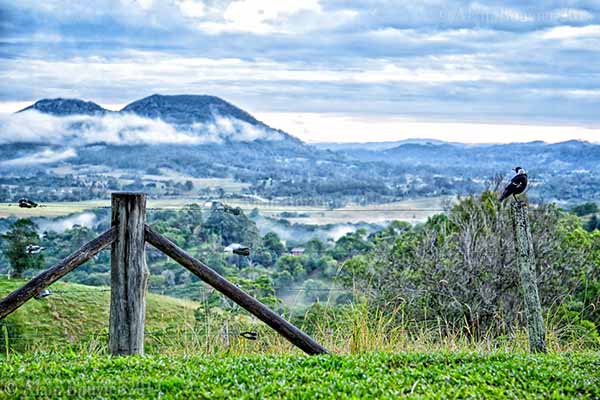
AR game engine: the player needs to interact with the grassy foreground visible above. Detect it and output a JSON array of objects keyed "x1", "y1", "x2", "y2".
[
  {"x1": 0, "y1": 279, "x2": 198, "y2": 351},
  {"x1": 0, "y1": 352, "x2": 598, "y2": 399}
]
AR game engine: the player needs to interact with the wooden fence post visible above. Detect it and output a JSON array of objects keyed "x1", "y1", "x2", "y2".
[
  {"x1": 109, "y1": 193, "x2": 149, "y2": 356},
  {"x1": 511, "y1": 201, "x2": 547, "y2": 353}
]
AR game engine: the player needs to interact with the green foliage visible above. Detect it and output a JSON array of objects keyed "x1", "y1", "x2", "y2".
[
  {"x1": 303, "y1": 279, "x2": 330, "y2": 303},
  {"x1": 272, "y1": 270, "x2": 294, "y2": 288},
  {"x1": 42, "y1": 225, "x2": 102, "y2": 271},
  {"x1": 305, "y1": 255, "x2": 337, "y2": 277},
  {"x1": 571, "y1": 202, "x2": 599, "y2": 216},
  {"x1": 0, "y1": 204, "x2": 347, "y2": 313},
  {"x1": 4, "y1": 192, "x2": 599, "y2": 353},
  {"x1": 587, "y1": 214, "x2": 599, "y2": 232},
  {"x1": 368, "y1": 220, "x2": 412, "y2": 244},
  {"x1": 148, "y1": 204, "x2": 203, "y2": 247},
  {"x1": 305, "y1": 238, "x2": 326, "y2": 257},
  {"x1": 262, "y1": 232, "x2": 285, "y2": 257},
  {"x1": 194, "y1": 273, "x2": 280, "y2": 323},
  {"x1": 257, "y1": 232, "x2": 285, "y2": 267},
  {"x1": 79, "y1": 272, "x2": 110, "y2": 286},
  {"x1": 331, "y1": 229, "x2": 373, "y2": 261},
  {"x1": 202, "y1": 203, "x2": 260, "y2": 247},
  {"x1": 550, "y1": 301, "x2": 600, "y2": 348},
  {"x1": 0, "y1": 219, "x2": 44, "y2": 278},
  {"x1": 341, "y1": 192, "x2": 600, "y2": 342},
  {"x1": 1, "y1": 352, "x2": 599, "y2": 399},
  {"x1": 275, "y1": 255, "x2": 306, "y2": 280}
]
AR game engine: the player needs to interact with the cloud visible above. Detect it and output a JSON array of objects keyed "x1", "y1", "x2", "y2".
[
  {"x1": 5, "y1": 51, "x2": 542, "y2": 88},
  {"x1": 255, "y1": 112, "x2": 600, "y2": 144},
  {"x1": 195, "y1": 0, "x2": 357, "y2": 35},
  {"x1": 254, "y1": 215, "x2": 377, "y2": 242},
  {"x1": 466, "y1": 3, "x2": 534, "y2": 24},
  {"x1": 0, "y1": 111, "x2": 203, "y2": 145},
  {"x1": 177, "y1": 0, "x2": 205, "y2": 18},
  {"x1": 542, "y1": 24, "x2": 600, "y2": 40},
  {"x1": 199, "y1": 115, "x2": 284, "y2": 141},
  {"x1": 35, "y1": 212, "x2": 97, "y2": 233},
  {"x1": 0, "y1": 110, "x2": 283, "y2": 146},
  {"x1": 1, "y1": 1, "x2": 600, "y2": 141},
  {"x1": 0, "y1": 147, "x2": 77, "y2": 166}
]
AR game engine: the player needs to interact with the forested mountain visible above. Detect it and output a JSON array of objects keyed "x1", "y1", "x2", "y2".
[{"x1": 122, "y1": 94, "x2": 294, "y2": 141}]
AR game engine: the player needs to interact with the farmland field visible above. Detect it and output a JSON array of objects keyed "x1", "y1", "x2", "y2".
[
  {"x1": 0, "y1": 352, "x2": 598, "y2": 399},
  {"x1": 50, "y1": 165, "x2": 251, "y2": 194},
  {"x1": 0, "y1": 196, "x2": 452, "y2": 224},
  {"x1": 0, "y1": 200, "x2": 109, "y2": 218},
  {"x1": 280, "y1": 197, "x2": 454, "y2": 225}
]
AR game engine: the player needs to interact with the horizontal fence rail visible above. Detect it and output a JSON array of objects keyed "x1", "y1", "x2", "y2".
[
  {"x1": 0, "y1": 227, "x2": 117, "y2": 320},
  {"x1": 144, "y1": 224, "x2": 328, "y2": 355}
]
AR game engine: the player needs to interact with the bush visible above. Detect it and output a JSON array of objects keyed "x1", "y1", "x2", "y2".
[
  {"x1": 571, "y1": 202, "x2": 599, "y2": 216},
  {"x1": 341, "y1": 192, "x2": 600, "y2": 339}
]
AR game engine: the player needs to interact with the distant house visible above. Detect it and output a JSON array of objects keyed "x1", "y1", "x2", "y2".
[
  {"x1": 224, "y1": 243, "x2": 244, "y2": 254},
  {"x1": 290, "y1": 247, "x2": 305, "y2": 256}
]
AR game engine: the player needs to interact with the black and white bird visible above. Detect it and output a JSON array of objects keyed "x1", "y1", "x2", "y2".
[{"x1": 499, "y1": 167, "x2": 528, "y2": 202}]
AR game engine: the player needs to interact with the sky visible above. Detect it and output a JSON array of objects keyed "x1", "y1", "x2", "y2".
[{"x1": 1, "y1": 0, "x2": 600, "y2": 143}]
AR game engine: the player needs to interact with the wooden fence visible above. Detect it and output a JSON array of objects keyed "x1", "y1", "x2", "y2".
[
  {"x1": 0, "y1": 193, "x2": 328, "y2": 356},
  {"x1": 0, "y1": 193, "x2": 547, "y2": 354}
]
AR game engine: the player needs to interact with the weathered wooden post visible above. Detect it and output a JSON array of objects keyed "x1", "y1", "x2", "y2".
[
  {"x1": 511, "y1": 201, "x2": 547, "y2": 353},
  {"x1": 109, "y1": 193, "x2": 149, "y2": 355}
]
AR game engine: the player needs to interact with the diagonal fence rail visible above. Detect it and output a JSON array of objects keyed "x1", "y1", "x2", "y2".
[
  {"x1": 0, "y1": 227, "x2": 117, "y2": 320},
  {"x1": 145, "y1": 224, "x2": 327, "y2": 355}
]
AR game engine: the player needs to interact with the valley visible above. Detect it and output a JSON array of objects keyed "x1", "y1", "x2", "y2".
[
  {"x1": 2, "y1": 95, "x2": 599, "y2": 210},
  {"x1": 3, "y1": 3, "x2": 600, "y2": 397}
]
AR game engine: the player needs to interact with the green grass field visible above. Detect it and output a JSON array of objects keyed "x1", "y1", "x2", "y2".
[
  {"x1": 2, "y1": 279, "x2": 599, "y2": 398},
  {"x1": 0, "y1": 352, "x2": 598, "y2": 399},
  {"x1": 0, "y1": 279, "x2": 198, "y2": 352}
]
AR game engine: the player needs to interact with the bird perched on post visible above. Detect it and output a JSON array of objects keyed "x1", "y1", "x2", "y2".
[{"x1": 499, "y1": 167, "x2": 528, "y2": 202}]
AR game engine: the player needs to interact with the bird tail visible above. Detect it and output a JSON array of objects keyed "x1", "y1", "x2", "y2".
[{"x1": 498, "y1": 190, "x2": 509, "y2": 202}]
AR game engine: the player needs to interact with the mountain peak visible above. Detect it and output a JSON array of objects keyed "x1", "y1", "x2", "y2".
[
  {"x1": 18, "y1": 98, "x2": 108, "y2": 116},
  {"x1": 120, "y1": 94, "x2": 264, "y2": 127}
]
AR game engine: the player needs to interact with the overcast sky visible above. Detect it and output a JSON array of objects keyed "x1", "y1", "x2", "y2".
[{"x1": 1, "y1": 0, "x2": 600, "y2": 143}]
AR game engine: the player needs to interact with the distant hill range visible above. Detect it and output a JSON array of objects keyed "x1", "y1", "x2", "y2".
[
  {"x1": 2, "y1": 94, "x2": 600, "y2": 205},
  {"x1": 342, "y1": 139, "x2": 600, "y2": 173},
  {"x1": 315, "y1": 138, "x2": 456, "y2": 151}
]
